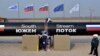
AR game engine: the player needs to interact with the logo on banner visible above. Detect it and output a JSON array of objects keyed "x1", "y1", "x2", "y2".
[
  {"x1": 16, "y1": 24, "x2": 36, "y2": 33},
  {"x1": 56, "y1": 24, "x2": 77, "y2": 33},
  {"x1": 86, "y1": 25, "x2": 100, "y2": 31},
  {"x1": 0, "y1": 25, "x2": 5, "y2": 32}
]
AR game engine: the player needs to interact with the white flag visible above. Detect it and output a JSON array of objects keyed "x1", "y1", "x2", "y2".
[
  {"x1": 69, "y1": 3, "x2": 79, "y2": 14},
  {"x1": 8, "y1": 4, "x2": 18, "y2": 11}
]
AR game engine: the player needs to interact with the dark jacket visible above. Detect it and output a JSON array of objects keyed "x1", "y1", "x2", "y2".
[
  {"x1": 91, "y1": 38, "x2": 99, "y2": 48},
  {"x1": 41, "y1": 34, "x2": 48, "y2": 44}
]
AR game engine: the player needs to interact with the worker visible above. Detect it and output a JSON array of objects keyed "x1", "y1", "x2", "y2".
[
  {"x1": 41, "y1": 31, "x2": 48, "y2": 51},
  {"x1": 89, "y1": 34, "x2": 99, "y2": 56}
]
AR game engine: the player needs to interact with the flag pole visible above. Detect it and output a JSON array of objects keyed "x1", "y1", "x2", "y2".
[
  {"x1": 89, "y1": 9, "x2": 94, "y2": 22},
  {"x1": 78, "y1": 3, "x2": 80, "y2": 18},
  {"x1": 48, "y1": 5, "x2": 50, "y2": 18},
  {"x1": 46, "y1": 0, "x2": 51, "y2": 18},
  {"x1": 45, "y1": 2, "x2": 50, "y2": 18},
  {"x1": 63, "y1": 4, "x2": 65, "y2": 19},
  {"x1": 33, "y1": 3, "x2": 35, "y2": 18},
  {"x1": 32, "y1": 4, "x2": 34, "y2": 18},
  {"x1": 47, "y1": 4, "x2": 50, "y2": 32},
  {"x1": 78, "y1": 0, "x2": 80, "y2": 18},
  {"x1": 18, "y1": 2, "x2": 20, "y2": 19}
]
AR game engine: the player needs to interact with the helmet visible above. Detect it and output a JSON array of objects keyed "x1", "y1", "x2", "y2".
[
  {"x1": 42, "y1": 30, "x2": 48, "y2": 34},
  {"x1": 93, "y1": 34, "x2": 98, "y2": 37}
]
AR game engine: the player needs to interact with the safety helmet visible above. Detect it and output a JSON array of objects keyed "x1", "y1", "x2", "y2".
[{"x1": 93, "y1": 34, "x2": 98, "y2": 37}]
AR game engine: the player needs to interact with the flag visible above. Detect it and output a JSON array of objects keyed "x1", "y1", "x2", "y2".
[
  {"x1": 8, "y1": 4, "x2": 18, "y2": 11},
  {"x1": 24, "y1": 4, "x2": 34, "y2": 12},
  {"x1": 54, "y1": 4, "x2": 64, "y2": 12},
  {"x1": 69, "y1": 3, "x2": 79, "y2": 14},
  {"x1": 86, "y1": 25, "x2": 100, "y2": 31},
  {"x1": 0, "y1": 25, "x2": 5, "y2": 32},
  {"x1": 39, "y1": 4, "x2": 48, "y2": 12}
]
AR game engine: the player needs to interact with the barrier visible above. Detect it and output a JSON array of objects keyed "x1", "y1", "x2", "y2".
[
  {"x1": 22, "y1": 35, "x2": 39, "y2": 51},
  {"x1": 54, "y1": 35, "x2": 70, "y2": 51}
]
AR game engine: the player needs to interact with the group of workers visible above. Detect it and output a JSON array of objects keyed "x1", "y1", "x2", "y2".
[
  {"x1": 38, "y1": 18, "x2": 100, "y2": 56},
  {"x1": 39, "y1": 31, "x2": 99, "y2": 56}
]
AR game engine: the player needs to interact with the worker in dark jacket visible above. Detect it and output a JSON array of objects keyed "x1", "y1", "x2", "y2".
[
  {"x1": 89, "y1": 34, "x2": 99, "y2": 56},
  {"x1": 41, "y1": 31, "x2": 48, "y2": 51}
]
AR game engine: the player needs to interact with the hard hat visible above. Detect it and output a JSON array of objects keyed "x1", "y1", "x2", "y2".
[
  {"x1": 42, "y1": 30, "x2": 48, "y2": 34},
  {"x1": 93, "y1": 34, "x2": 98, "y2": 37}
]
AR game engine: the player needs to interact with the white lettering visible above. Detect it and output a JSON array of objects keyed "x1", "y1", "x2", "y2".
[
  {"x1": 56, "y1": 29, "x2": 76, "y2": 33},
  {"x1": 21, "y1": 24, "x2": 36, "y2": 28},
  {"x1": 56, "y1": 24, "x2": 74, "y2": 28},
  {"x1": 56, "y1": 29, "x2": 60, "y2": 32},
  {"x1": 16, "y1": 29, "x2": 36, "y2": 33},
  {"x1": 60, "y1": 29, "x2": 65, "y2": 32},
  {"x1": 16, "y1": 29, "x2": 22, "y2": 33}
]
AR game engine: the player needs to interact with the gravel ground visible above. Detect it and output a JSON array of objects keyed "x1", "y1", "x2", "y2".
[
  {"x1": 0, "y1": 36, "x2": 99, "y2": 56},
  {"x1": 0, "y1": 43, "x2": 99, "y2": 56}
]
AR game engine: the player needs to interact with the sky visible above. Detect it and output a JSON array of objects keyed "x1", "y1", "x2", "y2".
[{"x1": 0, "y1": 0, "x2": 100, "y2": 19}]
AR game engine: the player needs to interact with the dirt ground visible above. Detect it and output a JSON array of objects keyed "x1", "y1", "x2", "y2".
[
  {"x1": 0, "y1": 43, "x2": 99, "y2": 56},
  {"x1": 0, "y1": 36, "x2": 99, "y2": 56}
]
